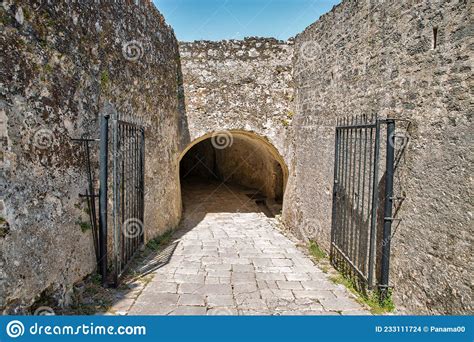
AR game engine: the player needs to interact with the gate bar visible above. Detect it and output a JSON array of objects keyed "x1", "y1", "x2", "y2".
[
  {"x1": 367, "y1": 116, "x2": 380, "y2": 288},
  {"x1": 380, "y1": 119, "x2": 395, "y2": 296},
  {"x1": 99, "y1": 113, "x2": 110, "y2": 286},
  {"x1": 331, "y1": 243, "x2": 368, "y2": 282},
  {"x1": 112, "y1": 112, "x2": 119, "y2": 287},
  {"x1": 330, "y1": 120, "x2": 340, "y2": 258},
  {"x1": 84, "y1": 140, "x2": 99, "y2": 265}
]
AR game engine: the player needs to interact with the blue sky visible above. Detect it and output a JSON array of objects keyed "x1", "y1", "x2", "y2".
[{"x1": 153, "y1": 0, "x2": 341, "y2": 42}]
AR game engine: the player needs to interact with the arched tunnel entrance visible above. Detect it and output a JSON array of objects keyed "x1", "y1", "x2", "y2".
[{"x1": 179, "y1": 131, "x2": 287, "y2": 221}]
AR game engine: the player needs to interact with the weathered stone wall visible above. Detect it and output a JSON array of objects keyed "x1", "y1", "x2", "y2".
[
  {"x1": 215, "y1": 135, "x2": 285, "y2": 201},
  {"x1": 286, "y1": 0, "x2": 472, "y2": 314},
  {"x1": 0, "y1": 0, "x2": 181, "y2": 312},
  {"x1": 179, "y1": 38, "x2": 294, "y2": 164}
]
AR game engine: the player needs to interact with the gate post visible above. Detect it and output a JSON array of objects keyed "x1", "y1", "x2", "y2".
[
  {"x1": 330, "y1": 120, "x2": 340, "y2": 260},
  {"x1": 99, "y1": 113, "x2": 110, "y2": 286},
  {"x1": 380, "y1": 119, "x2": 395, "y2": 298},
  {"x1": 368, "y1": 117, "x2": 381, "y2": 288}
]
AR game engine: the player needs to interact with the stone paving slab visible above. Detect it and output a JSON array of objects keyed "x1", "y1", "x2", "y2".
[{"x1": 126, "y1": 182, "x2": 370, "y2": 316}]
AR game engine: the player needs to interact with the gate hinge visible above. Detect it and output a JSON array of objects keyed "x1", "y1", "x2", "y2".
[{"x1": 389, "y1": 196, "x2": 406, "y2": 201}]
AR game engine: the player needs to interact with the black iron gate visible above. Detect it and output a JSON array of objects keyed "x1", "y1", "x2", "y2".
[
  {"x1": 98, "y1": 111, "x2": 145, "y2": 286},
  {"x1": 330, "y1": 115, "x2": 396, "y2": 295}
]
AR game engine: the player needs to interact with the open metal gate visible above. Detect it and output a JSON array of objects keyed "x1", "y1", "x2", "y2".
[
  {"x1": 330, "y1": 115, "x2": 396, "y2": 296},
  {"x1": 98, "y1": 110, "x2": 145, "y2": 286}
]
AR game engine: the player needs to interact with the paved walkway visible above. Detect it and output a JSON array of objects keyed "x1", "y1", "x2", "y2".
[{"x1": 125, "y1": 180, "x2": 368, "y2": 315}]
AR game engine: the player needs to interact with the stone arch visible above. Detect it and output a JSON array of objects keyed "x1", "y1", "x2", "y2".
[{"x1": 177, "y1": 130, "x2": 289, "y2": 216}]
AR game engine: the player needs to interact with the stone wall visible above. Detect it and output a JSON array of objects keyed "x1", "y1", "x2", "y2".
[
  {"x1": 179, "y1": 38, "x2": 295, "y2": 164},
  {"x1": 215, "y1": 135, "x2": 285, "y2": 201},
  {"x1": 286, "y1": 0, "x2": 472, "y2": 314},
  {"x1": 0, "y1": 0, "x2": 182, "y2": 312}
]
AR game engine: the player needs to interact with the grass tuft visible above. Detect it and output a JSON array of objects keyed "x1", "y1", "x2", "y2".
[
  {"x1": 308, "y1": 239, "x2": 395, "y2": 314},
  {"x1": 329, "y1": 274, "x2": 395, "y2": 314},
  {"x1": 76, "y1": 219, "x2": 92, "y2": 232},
  {"x1": 100, "y1": 70, "x2": 109, "y2": 91},
  {"x1": 147, "y1": 230, "x2": 174, "y2": 251},
  {"x1": 308, "y1": 240, "x2": 327, "y2": 262},
  {"x1": 76, "y1": 219, "x2": 92, "y2": 233}
]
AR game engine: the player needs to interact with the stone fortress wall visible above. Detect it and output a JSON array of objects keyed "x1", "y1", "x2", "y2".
[
  {"x1": 0, "y1": 0, "x2": 182, "y2": 312},
  {"x1": 179, "y1": 38, "x2": 295, "y2": 162},
  {"x1": 286, "y1": 0, "x2": 472, "y2": 314},
  {"x1": 1, "y1": 0, "x2": 471, "y2": 314}
]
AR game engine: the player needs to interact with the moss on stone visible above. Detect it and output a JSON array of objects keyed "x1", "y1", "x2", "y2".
[
  {"x1": 0, "y1": 11, "x2": 12, "y2": 26},
  {"x1": 0, "y1": 216, "x2": 9, "y2": 238},
  {"x1": 147, "y1": 229, "x2": 174, "y2": 251},
  {"x1": 76, "y1": 219, "x2": 92, "y2": 233},
  {"x1": 100, "y1": 70, "x2": 110, "y2": 91}
]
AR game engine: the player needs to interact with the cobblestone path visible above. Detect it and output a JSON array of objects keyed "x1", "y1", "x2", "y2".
[{"x1": 126, "y1": 181, "x2": 369, "y2": 315}]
